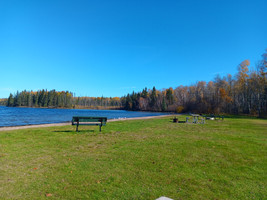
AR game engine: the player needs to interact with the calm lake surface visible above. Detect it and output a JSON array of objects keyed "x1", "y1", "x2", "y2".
[{"x1": 0, "y1": 106, "x2": 168, "y2": 127}]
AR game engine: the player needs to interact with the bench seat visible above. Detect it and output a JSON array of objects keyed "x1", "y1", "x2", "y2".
[{"x1": 72, "y1": 116, "x2": 107, "y2": 132}]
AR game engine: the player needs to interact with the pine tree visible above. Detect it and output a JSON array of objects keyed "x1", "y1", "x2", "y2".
[
  {"x1": 7, "y1": 93, "x2": 14, "y2": 107},
  {"x1": 125, "y1": 94, "x2": 132, "y2": 110},
  {"x1": 166, "y1": 88, "x2": 174, "y2": 105},
  {"x1": 149, "y1": 86, "x2": 157, "y2": 110}
]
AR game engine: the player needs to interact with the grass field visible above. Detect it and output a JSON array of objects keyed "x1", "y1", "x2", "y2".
[{"x1": 0, "y1": 116, "x2": 266, "y2": 199}]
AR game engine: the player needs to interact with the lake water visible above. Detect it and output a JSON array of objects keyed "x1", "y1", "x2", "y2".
[{"x1": 0, "y1": 106, "x2": 168, "y2": 127}]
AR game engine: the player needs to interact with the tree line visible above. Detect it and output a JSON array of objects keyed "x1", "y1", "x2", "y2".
[
  {"x1": 121, "y1": 50, "x2": 267, "y2": 117},
  {"x1": 6, "y1": 90, "x2": 122, "y2": 109},
  {"x1": 7, "y1": 90, "x2": 73, "y2": 108},
  {"x1": 5, "y1": 49, "x2": 267, "y2": 117},
  {"x1": 73, "y1": 96, "x2": 122, "y2": 109}
]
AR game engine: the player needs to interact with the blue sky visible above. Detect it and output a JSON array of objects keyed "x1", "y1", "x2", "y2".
[{"x1": 0, "y1": 0, "x2": 266, "y2": 98}]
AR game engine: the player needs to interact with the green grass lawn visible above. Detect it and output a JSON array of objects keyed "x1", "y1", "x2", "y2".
[{"x1": 0, "y1": 116, "x2": 266, "y2": 200}]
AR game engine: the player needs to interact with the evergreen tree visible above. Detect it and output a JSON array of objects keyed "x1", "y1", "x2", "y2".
[
  {"x1": 161, "y1": 97, "x2": 167, "y2": 111},
  {"x1": 125, "y1": 94, "x2": 132, "y2": 110},
  {"x1": 7, "y1": 93, "x2": 14, "y2": 106},
  {"x1": 166, "y1": 88, "x2": 174, "y2": 105},
  {"x1": 149, "y1": 86, "x2": 157, "y2": 110},
  {"x1": 14, "y1": 91, "x2": 22, "y2": 106},
  {"x1": 141, "y1": 87, "x2": 148, "y2": 98}
]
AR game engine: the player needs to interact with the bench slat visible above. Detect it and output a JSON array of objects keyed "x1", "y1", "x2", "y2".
[{"x1": 74, "y1": 119, "x2": 106, "y2": 122}]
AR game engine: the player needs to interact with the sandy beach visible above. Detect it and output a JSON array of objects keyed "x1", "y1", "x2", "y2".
[{"x1": 0, "y1": 115, "x2": 171, "y2": 131}]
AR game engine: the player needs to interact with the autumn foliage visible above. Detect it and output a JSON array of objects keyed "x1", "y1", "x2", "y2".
[
  {"x1": 121, "y1": 50, "x2": 267, "y2": 117},
  {"x1": 5, "y1": 49, "x2": 267, "y2": 117}
]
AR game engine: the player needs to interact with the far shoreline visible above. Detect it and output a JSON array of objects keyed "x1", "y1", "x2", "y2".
[{"x1": 1, "y1": 105, "x2": 123, "y2": 110}]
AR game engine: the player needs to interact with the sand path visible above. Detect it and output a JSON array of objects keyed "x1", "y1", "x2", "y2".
[{"x1": 0, "y1": 115, "x2": 172, "y2": 131}]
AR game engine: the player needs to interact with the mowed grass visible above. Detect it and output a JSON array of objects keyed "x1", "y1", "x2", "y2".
[{"x1": 0, "y1": 116, "x2": 266, "y2": 199}]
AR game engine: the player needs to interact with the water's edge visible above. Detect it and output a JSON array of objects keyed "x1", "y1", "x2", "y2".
[{"x1": 0, "y1": 106, "x2": 170, "y2": 127}]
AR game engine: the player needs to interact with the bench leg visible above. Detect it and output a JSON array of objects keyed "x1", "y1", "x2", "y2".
[
  {"x1": 99, "y1": 121, "x2": 103, "y2": 132},
  {"x1": 76, "y1": 121, "x2": 79, "y2": 132}
]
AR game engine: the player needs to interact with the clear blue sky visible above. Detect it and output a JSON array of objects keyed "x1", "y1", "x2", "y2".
[{"x1": 0, "y1": 0, "x2": 266, "y2": 98}]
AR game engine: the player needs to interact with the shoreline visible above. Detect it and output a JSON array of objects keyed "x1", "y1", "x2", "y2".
[
  {"x1": 0, "y1": 115, "x2": 172, "y2": 131},
  {"x1": 1, "y1": 105, "x2": 123, "y2": 110}
]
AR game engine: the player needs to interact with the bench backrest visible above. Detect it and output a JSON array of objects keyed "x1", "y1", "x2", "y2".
[{"x1": 72, "y1": 116, "x2": 107, "y2": 124}]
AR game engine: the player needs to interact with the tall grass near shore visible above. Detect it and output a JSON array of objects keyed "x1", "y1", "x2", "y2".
[{"x1": 0, "y1": 116, "x2": 266, "y2": 199}]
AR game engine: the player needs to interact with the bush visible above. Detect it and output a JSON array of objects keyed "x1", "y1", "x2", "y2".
[{"x1": 176, "y1": 106, "x2": 184, "y2": 113}]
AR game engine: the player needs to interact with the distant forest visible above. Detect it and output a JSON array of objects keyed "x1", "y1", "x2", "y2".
[
  {"x1": 0, "y1": 99, "x2": 6, "y2": 106},
  {"x1": 4, "y1": 49, "x2": 267, "y2": 117},
  {"x1": 6, "y1": 90, "x2": 122, "y2": 109}
]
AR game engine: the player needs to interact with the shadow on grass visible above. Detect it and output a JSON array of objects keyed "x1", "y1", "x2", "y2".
[
  {"x1": 53, "y1": 130, "x2": 95, "y2": 133},
  {"x1": 223, "y1": 115, "x2": 259, "y2": 119}
]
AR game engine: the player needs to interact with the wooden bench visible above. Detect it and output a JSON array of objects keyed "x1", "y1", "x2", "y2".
[{"x1": 72, "y1": 116, "x2": 107, "y2": 132}]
